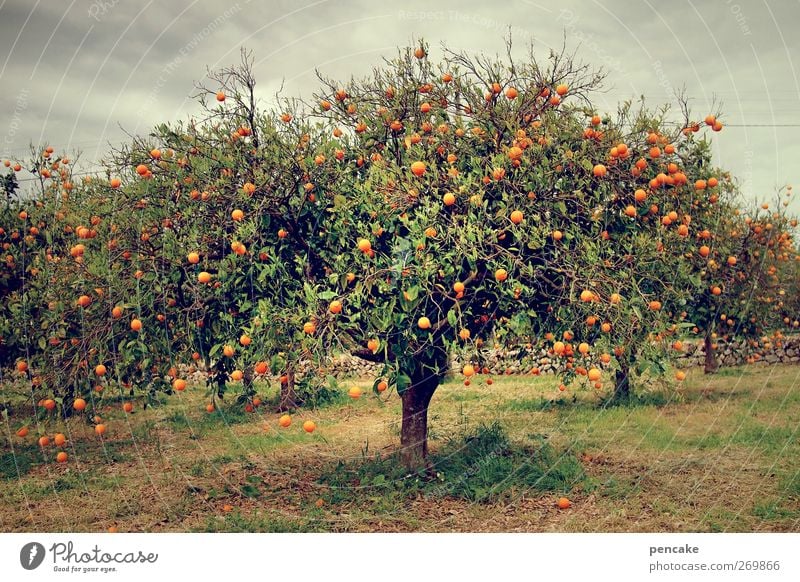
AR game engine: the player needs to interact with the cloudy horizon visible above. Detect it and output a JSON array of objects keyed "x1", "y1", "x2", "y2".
[{"x1": 2, "y1": 0, "x2": 798, "y2": 211}]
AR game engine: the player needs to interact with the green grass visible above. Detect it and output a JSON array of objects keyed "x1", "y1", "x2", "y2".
[
  {"x1": 319, "y1": 422, "x2": 586, "y2": 504},
  {"x1": 2, "y1": 363, "x2": 800, "y2": 532}
]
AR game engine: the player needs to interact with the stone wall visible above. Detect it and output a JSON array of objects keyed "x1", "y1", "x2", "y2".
[{"x1": 312, "y1": 336, "x2": 800, "y2": 379}]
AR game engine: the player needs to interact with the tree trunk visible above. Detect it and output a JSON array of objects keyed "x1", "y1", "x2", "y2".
[
  {"x1": 278, "y1": 365, "x2": 297, "y2": 411},
  {"x1": 703, "y1": 334, "x2": 718, "y2": 374},
  {"x1": 614, "y1": 359, "x2": 631, "y2": 403},
  {"x1": 399, "y1": 370, "x2": 439, "y2": 472}
]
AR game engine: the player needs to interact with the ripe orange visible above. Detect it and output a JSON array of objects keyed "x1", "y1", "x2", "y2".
[
  {"x1": 173, "y1": 378, "x2": 187, "y2": 391},
  {"x1": 673, "y1": 340, "x2": 683, "y2": 351},
  {"x1": 367, "y1": 338, "x2": 379, "y2": 352},
  {"x1": 95, "y1": 364, "x2": 107, "y2": 376},
  {"x1": 699, "y1": 245, "x2": 710, "y2": 258},
  {"x1": 443, "y1": 192, "x2": 456, "y2": 206},
  {"x1": 587, "y1": 368, "x2": 601, "y2": 382},
  {"x1": 56, "y1": 452, "x2": 68, "y2": 463},
  {"x1": 38, "y1": 436, "x2": 51, "y2": 447},
  {"x1": 231, "y1": 209, "x2": 244, "y2": 221},
  {"x1": 453, "y1": 281, "x2": 465, "y2": 294},
  {"x1": 216, "y1": 91, "x2": 225, "y2": 102},
  {"x1": 557, "y1": 497, "x2": 571, "y2": 509},
  {"x1": 303, "y1": 420, "x2": 316, "y2": 433},
  {"x1": 727, "y1": 256, "x2": 737, "y2": 266},
  {"x1": 610, "y1": 293, "x2": 622, "y2": 304},
  {"x1": 377, "y1": 380, "x2": 388, "y2": 392},
  {"x1": 222, "y1": 345, "x2": 235, "y2": 357},
  {"x1": 254, "y1": 361, "x2": 268, "y2": 375},
  {"x1": 553, "y1": 341, "x2": 566, "y2": 355},
  {"x1": 187, "y1": 252, "x2": 200, "y2": 264},
  {"x1": 410, "y1": 161, "x2": 426, "y2": 176},
  {"x1": 110, "y1": 177, "x2": 121, "y2": 188},
  {"x1": 578, "y1": 342, "x2": 590, "y2": 355},
  {"x1": 459, "y1": 328, "x2": 471, "y2": 340},
  {"x1": 675, "y1": 370, "x2": 686, "y2": 381},
  {"x1": 303, "y1": 321, "x2": 317, "y2": 334},
  {"x1": 505, "y1": 86, "x2": 518, "y2": 99},
  {"x1": 634, "y1": 189, "x2": 647, "y2": 203},
  {"x1": 329, "y1": 300, "x2": 343, "y2": 314},
  {"x1": 624, "y1": 205, "x2": 637, "y2": 218},
  {"x1": 555, "y1": 84, "x2": 568, "y2": 96},
  {"x1": 495, "y1": 268, "x2": 508, "y2": 282},
  {"x1": 552, "y1": 230, "x2": 563, "y2": 241},
  {"x1": 77, "y1": 295, "x2": 92, "y2": 308},
  {"x1": 592, "y1": 164, "x2": 607, "y2": 178},
  {"x1": 54, "y1": 433, "x2": 66, "y2": 446},
  {"x1": 348, "y1": 386, "x2": 362, "y2": 399},
  {"x1": 16, "y1": 426, "x2": 29, "y2": 438},
  {"x1": 123, "y1": 402, "x2": 133, "y2": 413},
  {"x1": 43, "y1": 399, "x2": 56, "y2": 411},
  {"x1": 239, "y1": 334, "x2": 252, "y2": 346},
  {"x1": 648, "y1": 300, "x2": 662, "y2": 311},
  {"x1": 198, "y1": 271, "x2": 212, "y2": 283},
  {"x1": 462, "y1": 364, "x2": 475, "y2": 377},
  {"x1": 15, "y1": 360, "x2": 28, "y2": 373},
  {"x1": 111, "y1": 306, "x2": 123, "y2": 318},
  {"x1": 510, "y1": 210, "x2": 524, "y2": 224},
  {"x1": 357, "y1": 239, "x2": 372, "y2": 253},
  {"x1": 580, "y1": 289, "x2": 595, "y2": 303},
  {"x1": 231, "y1": 370, "x2": 243, "y2": 381},
  {"x1": 73, "y1": 398, "x2": 87, "y2": 411},
  {"x1": 206, "y1": 404, "x2": 215, "y2": 413},
  {"x1": 135, "y1": 164, "x2": 148, "y2": 176},
  {"x1": 418, "y1": 317, "x2": 431, "y2": 330},
  {"x1": 279, "y1": 414, "x2": 292, "y2": 428}
]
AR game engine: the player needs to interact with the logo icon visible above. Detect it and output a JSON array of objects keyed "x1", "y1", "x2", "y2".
[{"x1": 20, "y1": 542, "x2": 46, "y2": 570}]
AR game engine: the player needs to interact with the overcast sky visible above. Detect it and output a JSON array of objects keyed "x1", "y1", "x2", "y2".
[{"x1": 1, "y1": 0, "x2": 798, "y2": 211}]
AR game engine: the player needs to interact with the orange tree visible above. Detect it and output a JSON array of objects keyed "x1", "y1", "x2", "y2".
[{"x1": 307, "y1": 40, "x2": 732, "y2": 466}]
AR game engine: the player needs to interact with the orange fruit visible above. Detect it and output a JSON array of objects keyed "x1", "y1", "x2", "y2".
[
  {"x1": 278, "y1": 414, "x2": 292, "y2": 428},
  {"x1": 418, "y1": 317, "x2": 431, "y2": 330},
  {"x1": 578, "y1": 342, "x2": 590, "y2": 355},
  {"x1": 552, "y1": 230, "x2": 563, "y2": 241},
  {"x1": 610, "y1": 293, "x2": 622, "y2": 304},
  {"x1": 230, "y1": 370, "x2": 243, "y2": 381},
  {"x1": 377, "y1": 380, "x2": 388, "y2": 392},
  {"x1": 303, "y1": 420, "x2": 316, "y2": 433},
  {"x1": 56, "y1": 452, "x2": 68, "y2": 463},
  {"x1": 303, "y1": 321, "x2": 316, "y2": 334},
  {"x1": 443, "y1": 192, "x2": 456, "y2": 206},
  {"x1": 357, "y1": 239, "x2": 372, "y2": 253},
  {"x1": 510, "y1": 210, "x2": 523, "y2": 224},
  {"x1": 95, "y1": 364, "x2": 107, "y2": 376},
  {"x1": 587, "y1": 368, "x2": 601, "y2": 382},
  {"x1": 73, "y1": 398, "x2": 87, "y2": 411},
  {"x1": 648, "y1": 300, "x2": 662, "y2": 311},
  {"x1": 129, "y1": 318, "x2": 142, "y2": 332},
  {"x1": 367, "y1": 338, "x2": 379, "y2": 352},
  {"x1": 329, "y1": 300, "x2": 343, "y2": 314},
  {"x1": 462, "y1": 364, "x2": 475, "y2": 377},
  {"x1": 94, "y1": 423, "x2": 107, "y2": 436},
  {"x1": 77, "y1": 295, "x2": 92, "y2": 308},
  {"x1": 555, "y1": 84, "x2": 568, "y2": 96},
  {"x1": 16, "y1": 427, "x2": 29, "y2": 438},
  {"x1": 495, "y1": 269, "x2": 508, "y2": 282},
  {"x1": 592, "y1": 164, "x2": 607, "y2": 178},
  {"x1": 459, "y1": 328, "x2": 471, "y2": 340},
  {"x1": 505, "y1": 86, "x2": 518, "y2": 99},
  {"x1": 453, "y1": 281, "x2": 465, "y2": 294},
  {"x1": 187, "y1": 252, "x2": 200, "y2": 264},
  {"x1": 553, "y1": 341, "x2": 566, "y2": 355},
  {"x1": 223, "y1": 345, "x2": 235, "y2": 357},
  {"x1": 675, "y1": 370, "x2": 686, "y2": 381},
  {"x1": 38, "y1": 436, "x2": 51, "y2": 447},
  {"x1": 348, "y1": 386, "x2": 362, "y2": 399},
  {"x1": 254, "y1": 361, "x2": 268, "y2": 375},
  {"x1": 410, "y1": 161, "x2": 426, "y2": 176},
  {"x1": 43, "y1": 399, "x2": 56, "y2": 411},
  {"x1": 123, "y1": 402, "x2": 133, "y2": 413},
  {"x1": 231, "y1": 209, "x2": 244, "y2": 221},
  {"x1": 111, "y1": 306, "x2": 123, "y2": 318},
  {"x1": 173, "y1": 379, "x2": 187, "y2": 391},
  {"x1": 239, "y1": 334, "x2": 252, "y2": 346},
  {"x1": 109, "y1": 177, "x2": 121, "y2": 189},
  {"x1": 198, "y1": 271, "x2": 212, "y2": 283},
  {"x1": 53, "y1": 433, "x2": 66, "y2": 446},
  {"x1": 15, "y1": 360, "x2": 28, "y2": 373},
  {"x1": 557, "y1": 497, "x2": 571, "y2": 509},
  {"x1": 216, "y1": 91, "x2": 225, "y2": 102}
]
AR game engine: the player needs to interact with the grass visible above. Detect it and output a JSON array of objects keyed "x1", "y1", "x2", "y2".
[{"x1": 1, "y1": 363, "x2": 799, "y2": 532}]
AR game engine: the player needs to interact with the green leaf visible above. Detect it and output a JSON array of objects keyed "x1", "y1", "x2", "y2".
[{"x1": 395, "y1": 373, "x2": 411, "y2": 395}]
